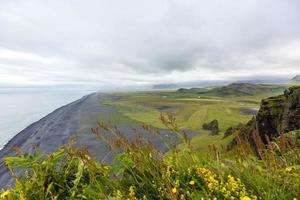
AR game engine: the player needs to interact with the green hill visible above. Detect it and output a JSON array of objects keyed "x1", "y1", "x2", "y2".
[{"x1": 177, "y1": 83, "x2": 287, "y2": 97}]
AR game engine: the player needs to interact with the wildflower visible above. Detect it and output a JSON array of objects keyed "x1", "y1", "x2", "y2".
[
  {"x1": 115, "y1": 190, "x2": 122, "y2": 198},
  {"x1": 0, "y1": 190, "x2": 10, "y2": 198},
  {"x1": 285, "y1": 167, "x2": 293, "y2": 172},
  {"x1": 172, "y1": 187, "x2": 177, "y2": 193},
  {"x1": 186, "y1": 191, "x2": 191, "y2": 197},
  {"x1": 226, "y1": 175, "x2": 239, "y2": 192},
  {"x1": 220, "y1": 187, "x2": 226, "y2": 193},
  {"x1": 189, "y1": 180, "x2": 195, "y2": 186},
  {"x1": 129, "y1": 185, "x2": 136, "y2": 198},
  {"x1": 240, "y1": 196, "x2": 251, "y2": 200}
]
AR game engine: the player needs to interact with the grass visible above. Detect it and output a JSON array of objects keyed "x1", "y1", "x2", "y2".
[
  {"x1": 102, "y1": 91, "x2": 260, "y2": 152},
  {"x1": 2, "y1": 89, "x2": 298, "y2": 199},
  {"x1": 2, "y1": 117, "x2": 299, "y2": 199}
]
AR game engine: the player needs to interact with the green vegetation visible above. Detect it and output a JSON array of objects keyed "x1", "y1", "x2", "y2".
[
  {"x1": 177, "y1": 83, "x2": 287, "y2": 97},
  {"x1": 1, "y1": 116, "x2": 299, "y2": 199},
  {"x1": 100, "y1": 87, "x2": 269, "y2": 153},
  {"x1": 1, "y1": 84, "x2": 300, "y2": 199}
]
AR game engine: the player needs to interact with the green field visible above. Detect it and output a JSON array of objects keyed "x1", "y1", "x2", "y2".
[{"x1": 100, "y1": 89, "x2": 273, "y2": 154}]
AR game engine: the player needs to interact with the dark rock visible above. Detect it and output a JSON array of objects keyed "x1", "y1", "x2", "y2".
[
  {"x1": 223, "y1": 123, "x2": 243, "y2": 138},
  {"x1": 227, "y1": 117, "x2": 257, "y2": 150},
  {"x1": 256, "y1": 86, "x2": 300, "y2": 143},
  {"x1": 203, "y1": 120, "x2": 219, "y2": 135},
  {"x1": 228, "y1": 86, "x2": 300, "y2": 151},
  {"x1": 224, "y1": 127, "x2": 234, "y2": 138}
]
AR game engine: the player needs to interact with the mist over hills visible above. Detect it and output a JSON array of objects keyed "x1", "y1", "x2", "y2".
[
  {"x1": 151, "y1": 75, "x2": 295, "y2": 91},
  {"x1": 177, "y1": 83, "x2": 287, "y2": 97},
  {"x1": 152, "y1": 84, "x2": 179, "y2": 90},
  {"x1": 289, "y1": 75, "x2": 300, "y2": 85}
]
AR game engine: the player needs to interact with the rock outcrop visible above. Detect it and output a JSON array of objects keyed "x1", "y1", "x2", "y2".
[
  {"x1": 229, "y1": 86, "x2": 300, "y2": 148},
  {"x1": 223, "y1": 123, "x2": 243, "y2": 138},
  {"x1": 203, "y1": 120, "x2": 219, "y2": 135},
  {"x1": 256, "y1": 86, "x2": 300, "y2": 142}
]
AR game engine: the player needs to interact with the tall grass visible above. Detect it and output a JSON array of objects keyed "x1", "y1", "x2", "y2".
[{"x1": 1, "y1": 115, "x2": 299, "y2": 199}]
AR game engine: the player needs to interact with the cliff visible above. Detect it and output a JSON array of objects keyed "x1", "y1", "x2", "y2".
[
  {"x1": 229, "y1": 86, "x2": 300, "y2": 147},
  {"x1": 256, "y1": 86, "x2": 300, "y2": 142}
]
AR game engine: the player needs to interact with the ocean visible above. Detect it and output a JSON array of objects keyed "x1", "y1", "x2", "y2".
[{"x1": 0, "y1": 88, "x2": 94, "y2": 149}]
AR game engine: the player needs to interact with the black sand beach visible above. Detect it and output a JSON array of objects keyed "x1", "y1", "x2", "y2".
[{"x1": 0, "y1": 93, "x2": 181, "y2": 189}]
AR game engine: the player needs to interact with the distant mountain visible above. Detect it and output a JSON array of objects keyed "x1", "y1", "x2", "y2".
[
  {"x1": 177, "y1": 83, "x2": 287, "y2": 97},
  {"x1": 288, "y1": 75, "x2": 300, "y2": 85},
  {"x1": 152, "y1": 84, "x2": 178, "y2": 89}
]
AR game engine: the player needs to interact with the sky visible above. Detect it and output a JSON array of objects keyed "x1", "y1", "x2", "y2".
[{"x1": 0, "y1": 0, "x2": 300, "y2": 88}]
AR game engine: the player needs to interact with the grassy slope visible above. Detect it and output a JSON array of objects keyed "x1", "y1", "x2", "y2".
[{"x1": 101, "y1": 90, "x2": 269, "y2": 154}]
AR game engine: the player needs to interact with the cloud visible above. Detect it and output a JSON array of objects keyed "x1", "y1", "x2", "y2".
[{"x1": 0, "y1": 0, "x2": 300, "y2": 87}]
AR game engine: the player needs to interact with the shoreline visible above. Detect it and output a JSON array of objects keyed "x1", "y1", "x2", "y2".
[
  {"x1": 0, "y1": 93, "x2": 95, "y2": 156},
  {"x1": 0, "y1": 93, "x2": 97, "y2": 189}
]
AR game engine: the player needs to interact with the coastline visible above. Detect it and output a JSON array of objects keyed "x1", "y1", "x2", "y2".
[
  {"x1": 0, "y1": 92, "x2": 191, "y2": 189},
  {"x1": 0, "y1": 93, "x2": 96, "y2": 189}
]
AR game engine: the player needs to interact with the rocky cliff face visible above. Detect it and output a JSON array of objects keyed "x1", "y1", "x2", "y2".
[
  {"x1": 256, "y1": 86, "x2": 300, "y2": 142},
  {"x1": 228, "y1": 86, "x2": 300, "y2": 148}
]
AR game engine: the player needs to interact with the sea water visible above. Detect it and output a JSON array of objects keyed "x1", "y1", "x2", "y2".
[{"x1": 0, "y1": 88, "x2": 94, "y2": 149}]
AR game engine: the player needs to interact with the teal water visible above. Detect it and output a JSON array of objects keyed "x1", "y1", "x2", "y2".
[{"x1": 0, "y1": 88, "x2": 94, "y2": 149}]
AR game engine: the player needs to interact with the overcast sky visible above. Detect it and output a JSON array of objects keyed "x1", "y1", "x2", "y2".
[{"x1": 0, "y1": 0, "x2": 300, "y2": 87}]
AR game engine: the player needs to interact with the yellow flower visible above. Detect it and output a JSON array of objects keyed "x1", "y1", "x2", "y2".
[
  {"x1": 240, "y1": 196, "x2": 251, "y2": 200},
  {"x1": 129, "y1": 186, "x2": 136, "y2": 198},
  {"x1": 285, "y1": 167, "x2": 293, "y2": 172},
  {"x1": 115, "y1": 190, "x2": 122, "y2": 198},
  {"x1": 220, "y1": 187, "x2": 227, "y2": 193},
  {"x1": 186, "y1": 191, "x2": 191, "y2": 197},
  {"x1": 189, "y1": 180, "x2": 195, "y2": 186},
  {"x1": 172, "y1": 187, "x2": 177, "y2": 193},
  {"x1": 0, "y1": 190, "x2": 10, "y2": 198}
]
